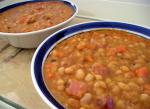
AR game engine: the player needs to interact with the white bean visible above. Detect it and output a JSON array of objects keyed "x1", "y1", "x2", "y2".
[
  {"x1": 118, "y1": 82, "x2": 129, "y2": 90},
  {"x1": 85, "y1": 73, "x2": 94, "y2": 82},
  {"x1": 115, "y1": 70, "x2": 122, "y2": 75},
  {"x1": 116, "y1": 100, "x2": 125, "y2": 108},
  {"x1": 58, "y1": 67, "x2": 65, "y2": 75},
  {"x1": 95, "y1": 75, "x2": 103, "y2": 80},
  {"x1": 65, "y1": 66, "x2": 74, "y2": 74},
  {"x1": 80, "y1": 93, "x2": 92, "y2": 104},
  {"x1": 57, "y1": 79, "x2": 65, "y2": 85},
  {"x1": 76, "y1": 69, "x2": 85, "y2": 80},
  {"x1": 94, "y1": 81, "x2": 107, "y2": 89},
  {"x1": 120, "y1": 66, "x2": 129, "y2": 72},
  {"x1": 128, "y1": 82, "x2": 140, "y2": 90},
  {"x1": 112, "y1": 86, "x2": 120, "y2": 94},
  {"x1": 140, "y1": 93, "x2": 149, "y2": 101}
]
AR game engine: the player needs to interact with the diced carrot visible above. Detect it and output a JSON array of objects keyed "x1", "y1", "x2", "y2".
[
  {"x1": 85, "y1": 55, "x2": 94, "y2": 62},
  {"x1": 144, "y1": 84, "x2": 150, "y2": 95},
  {"x1": 77, "y1": 42, "x2": 85, "y2": 50},
  {"x1": 45, "y1": 63, "x2": 53, "y2": 68},
  {"x1": 53, "y1": 50, "x2": 64, "y2": 58},
  {"x1": 116, "y1": 45, "x2": 126, "y2": 53},
  {"x1": 135, "y1": 67, "x2": 148, "y2": 77},
  {"x1": 47, "y1": 72, "x2": 53, "y2": 80},
  {"x1": 57, "y1": 51, "x2": 64, "y2": 58}
]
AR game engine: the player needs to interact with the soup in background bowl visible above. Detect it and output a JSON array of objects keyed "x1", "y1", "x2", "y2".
[
  {"x1": 0, "y1": 0, "x2": 77, "y2": 48},
  {"x1": 31, "y1": 22, "x2": 150, "y2": 109},
  {"x1": 0, "y1": 1, "x2": 73, "y2": 33}
]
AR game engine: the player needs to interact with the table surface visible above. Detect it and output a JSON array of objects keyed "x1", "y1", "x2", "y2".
[{"x1": 0, "y1": 16, "x2": 95, "y2": 109}]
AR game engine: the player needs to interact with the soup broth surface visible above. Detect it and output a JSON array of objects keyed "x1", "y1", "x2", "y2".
[
  {"x1": 44, "y1": 29, "x2": 150, "y2": 109},
  {"x1": 0, "y1": 1, "x2": 73, "y2": 33}
]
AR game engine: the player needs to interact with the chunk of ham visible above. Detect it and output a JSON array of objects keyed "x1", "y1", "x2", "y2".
[
  {"x1": 96, "y1": 96, "x2": 114, "y2": 109},
  {"x1": 66, "y1": 79, "x2": 87, "y2": 98},
  {"x1": 92, "y1": 63, "x2": 110, "y2": 77}
]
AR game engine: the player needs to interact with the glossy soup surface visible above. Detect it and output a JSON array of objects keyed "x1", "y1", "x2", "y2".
[
  {"x1": 0, "y1": 1, "x2": 73, "y2": 33},
  {"x1": 44, "y1": 29, "x2": 150, "y2": 109}
]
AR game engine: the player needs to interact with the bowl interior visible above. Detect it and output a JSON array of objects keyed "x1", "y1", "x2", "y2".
[{"x1": 32, "y1": 21, "x2": 150, "y2": 108}]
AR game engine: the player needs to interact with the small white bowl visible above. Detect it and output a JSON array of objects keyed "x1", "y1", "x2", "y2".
[{"x1": 0, "y1": 0, "x2": 78, "y2": 48}]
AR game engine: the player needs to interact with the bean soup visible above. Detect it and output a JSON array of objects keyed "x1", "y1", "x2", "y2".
[
  {"x1": 44, "y1": 29, "x2": 150, "y2": 109},
  {"x1": 0, "y1": 1, "x2": 73, "y2": 33}
]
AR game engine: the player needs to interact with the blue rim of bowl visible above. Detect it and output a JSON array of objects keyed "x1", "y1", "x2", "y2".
[
  {"x1": 31, "y1": 21, "x2": 150, "y2": 109},
  {"x1": 0, "y1": 0, "x2": 78, "y2": 35}
]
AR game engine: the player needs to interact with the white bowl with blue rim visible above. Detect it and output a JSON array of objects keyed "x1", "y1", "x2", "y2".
[
  {"x1": 31, "y1": 21, "x2": 150, "y2": 109},
  {"x1": 0, "y1": 0, "x2": 78, "y2": 48}
]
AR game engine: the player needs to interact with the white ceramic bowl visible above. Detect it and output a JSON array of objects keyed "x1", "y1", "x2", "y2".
[
  {"x1": 31, "y1": 21, "x2": 150, "y2": 109},
  {"x1": 0, "y1": 0, "x2": 78, "y2": 48}
]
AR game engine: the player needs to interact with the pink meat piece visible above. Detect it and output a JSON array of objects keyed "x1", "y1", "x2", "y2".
[{"x1": 66, "y1": 79, "x2": 87, "y2": 98}]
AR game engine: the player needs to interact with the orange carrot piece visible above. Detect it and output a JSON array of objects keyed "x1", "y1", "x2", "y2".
[
  {"x1": 57, "y1": 51, "x2": 64, "y2": 58},
  {"x1": 77, "y1": 43, "x2": 85, "y2": 50},
  {"x1": 116, "y1": 45, "x2": 126, "y2": 53},
  {"x1": 135, "y1": 67, "x2": 148, "y2": 77},
  {"x1": 47, "y1": 72, "x2": 53, "y2": 80},
  {"x1": 54, "y1": 50, "x2": 64, "y2": 58},
  {"x1": 45, "y1": 63, "x2": 53, "y2": 68},
  {"x1": 85, "y1": 55, "x2": 94, "y2": 62}
]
